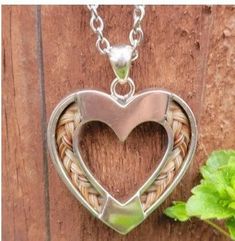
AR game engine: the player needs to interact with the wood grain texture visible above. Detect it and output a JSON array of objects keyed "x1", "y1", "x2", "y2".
[
  {"x1": 3, "y1": 5, "x2": 235, "y2": 241},
  {"x1": 2, "y1": 6, "x2": 48, "y2": 241}
]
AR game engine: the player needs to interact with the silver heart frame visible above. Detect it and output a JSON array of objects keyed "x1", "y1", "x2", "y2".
[{"x1": 47, "y1": 88, "x2": 197, "y2": 234}]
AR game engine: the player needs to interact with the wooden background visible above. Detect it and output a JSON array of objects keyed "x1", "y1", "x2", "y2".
[{"x1": 2, "y1": 5, "x2": 235, "y2": 241}]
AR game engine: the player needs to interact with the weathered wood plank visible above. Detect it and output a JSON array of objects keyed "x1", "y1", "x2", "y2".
[
  {"x1": 2, "y1": 6, "x2": 48, "y2": 241},
  {"x1": 187, "y1": 6, "x2": 235, "y2": 241},
  {"x1": 3, "y1": 5, "x2": 234, "y2": 241},
  {"x1": 41, "y1": 5, "x2": 216, "y2": 241},
  {"x1": 200, "y1": 6, "x2": 235, "y2": 152}
]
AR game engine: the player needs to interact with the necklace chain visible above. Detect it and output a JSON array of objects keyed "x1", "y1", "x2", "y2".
[{"x1": 87, "y1": 5, "x2": 145, "y2": 61}]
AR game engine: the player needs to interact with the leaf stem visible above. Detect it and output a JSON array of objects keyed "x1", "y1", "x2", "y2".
[{"x1": 203, "y1": 219, "x2": 231, "y2": 239}]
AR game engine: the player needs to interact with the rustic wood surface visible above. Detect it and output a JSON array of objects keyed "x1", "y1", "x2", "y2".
[{"x1": 3, "y1": 5, "x2": 235, "y2": 241}]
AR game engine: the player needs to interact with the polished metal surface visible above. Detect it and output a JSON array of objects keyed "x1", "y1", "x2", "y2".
[
  {"x1": 47, "y1": 88, "x2": 197, "y2": 235},
  {"x1": 110, "y1": 77, "x2": 136, "y2": 101},
  {"x1": 75, "y1": 89, "x2": 169, "y2": 142},
  {"x1": 101, "y1": 195, "x2": 144, "y2": 234},
  {"x1": 108, "y1": 45, "x2": 133, "y2": 83}
]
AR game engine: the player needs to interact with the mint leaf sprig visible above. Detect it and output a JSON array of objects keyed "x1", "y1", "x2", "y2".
[{"x1": 164, "y1": 150, "x2": 235, "y2": 240}]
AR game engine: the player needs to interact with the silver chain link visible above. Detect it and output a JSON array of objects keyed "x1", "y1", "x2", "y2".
[{"x1": 87, "y1": 5, "x2": 145, "y2": 60}]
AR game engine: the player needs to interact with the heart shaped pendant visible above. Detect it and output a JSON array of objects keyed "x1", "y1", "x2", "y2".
[{"x1": 47, "y1": 78, "x2": 197, "y2": 234}]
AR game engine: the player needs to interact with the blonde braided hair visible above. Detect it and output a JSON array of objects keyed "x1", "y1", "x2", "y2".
[{"x1": 56, "y1": 101, "x2": 190, "y2": 212}]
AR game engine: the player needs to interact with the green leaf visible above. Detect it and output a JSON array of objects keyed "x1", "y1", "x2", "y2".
[
  {"x1": 231, "y1": 176, "x2": 235, "y2": 190},
  {"x1": 164, "y1": 150, "x2": 235, "y2": 240},
  {"x1": 202, "y1": 167, "x2": 235, "y2": 196},
  {"x1": 188, "y1": 151, "x2": 235, "y2": 220},
  {"x1": 229, "y1": 202, "x2": 235, "y2": 210},
  {"x1": 186, "y1": 182, "x2": 235, "y2": 219},
  {"x1": 164, "y1": 201, "x2": 189, "y2": 221},
  {"x1": 200, "y1": 151, "x2": 235, "y2": 195},
  {"x1": 226, "y1": 186, "x2": 235, "y2": 200},
  {"x1": 226, "y1": 217, "x2": 235, "y2": 240},
  {"x1": 203, "y1": 150, "x2": 235, "y2": 174},
  {"x1": 228, "y1": 156, "x2": 235, "y2": 167}
]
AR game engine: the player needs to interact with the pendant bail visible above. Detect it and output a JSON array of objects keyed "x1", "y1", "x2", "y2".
[{"x1": 108, "y1": 45, "x2": 133, "y2": 84}]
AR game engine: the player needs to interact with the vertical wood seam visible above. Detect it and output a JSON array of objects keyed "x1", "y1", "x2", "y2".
[
  {"x1": 197, "y1": 6, "x2": 214, "y2": 128},
  {"x1": 35, "y1": 6, "x2": 51, "y2": 241},
  {"x1": 8, "y1": 8, "x2": 20, "y2": 241}
]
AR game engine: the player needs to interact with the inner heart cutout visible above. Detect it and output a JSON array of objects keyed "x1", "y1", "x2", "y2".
[
  {"x1": 79, "y1": 121, "x2": 167, "y2": 202},
  {"x1": 48, "y1": 89, "x2": 197, "y2": 234}
]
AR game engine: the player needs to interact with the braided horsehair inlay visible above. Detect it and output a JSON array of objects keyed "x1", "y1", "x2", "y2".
[{"x1": 56, "y1": 101, "x2": 190, "y2": 213}]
